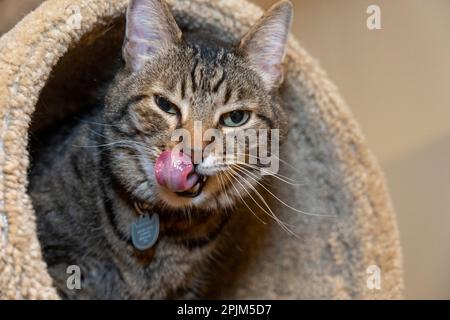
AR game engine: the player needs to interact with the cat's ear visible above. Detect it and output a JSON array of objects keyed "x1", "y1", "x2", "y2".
[
  {"x1": 239, "y1": 0, "x2": 293, "y2": 90},
  {"x1": 123, "y1": 0, "x2": 182, "y2": 72}
]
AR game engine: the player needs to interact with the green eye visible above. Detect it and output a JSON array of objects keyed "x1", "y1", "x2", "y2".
[
  {"x1": 154, "y1": 95, "x2": 178, "y2": 115},
  {"x1": 221, "y1": 110, "x2": 251, "y2": 127}
]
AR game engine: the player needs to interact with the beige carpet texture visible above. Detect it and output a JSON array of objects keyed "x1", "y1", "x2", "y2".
[{"x1": 0, "y1": 0, "x2": 403, "y2": 299}]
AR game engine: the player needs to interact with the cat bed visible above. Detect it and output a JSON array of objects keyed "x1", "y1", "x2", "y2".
[{"x1": 0, "y1": 0, "x2": 403, "y2": 299}]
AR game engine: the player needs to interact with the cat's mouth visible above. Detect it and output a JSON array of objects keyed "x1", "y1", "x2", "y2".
[
  {"x1": 176, "y1": 176, "x2": 207, "y2": 198},
  {"x1": 155, "y1": 151, "x2": 211, "y2": 199}
]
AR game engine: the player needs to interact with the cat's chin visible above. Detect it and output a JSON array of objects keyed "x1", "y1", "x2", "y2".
[
  {"x1": 155, "y1": 175, "x2": 226, "y2": 210},
  {"x1": 157, "y1": 187, "x2": 202, "y2": 208}
]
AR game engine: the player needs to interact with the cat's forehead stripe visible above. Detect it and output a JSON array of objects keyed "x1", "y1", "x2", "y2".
[{"x1": 188, "y1": 52, "x2": 227, "y2": 99}]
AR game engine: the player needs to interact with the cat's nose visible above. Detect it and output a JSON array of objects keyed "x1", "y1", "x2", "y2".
[
  {"x1": 154, "y1": 151, "x2": 199, "y2": 192},
  {"x1": 186, "y1": 148, "x2": 204, "y2": 165}
]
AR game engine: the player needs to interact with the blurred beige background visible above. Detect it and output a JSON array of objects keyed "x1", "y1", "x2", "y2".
[
  {"x1": 1, "y1": 0, "x2": 449, "y2": 299},
  {"x1": 253, "y1": 0, "x2": 450, "y2": 299}
]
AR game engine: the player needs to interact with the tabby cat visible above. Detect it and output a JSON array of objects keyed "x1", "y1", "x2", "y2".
[{"x1": 29, "y1": 0, "x2": 293, "y2": 299}]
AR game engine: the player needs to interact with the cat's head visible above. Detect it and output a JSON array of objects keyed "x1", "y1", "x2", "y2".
[{"x1": 103, "y1": 0, "x2": 293, "y2": 211}]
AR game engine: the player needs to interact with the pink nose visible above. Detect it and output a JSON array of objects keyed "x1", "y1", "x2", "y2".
[{"x1": 154, "y1": 150, "x2": 199, "y2": 192}]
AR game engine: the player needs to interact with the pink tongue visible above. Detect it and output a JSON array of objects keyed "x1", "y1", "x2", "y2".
[{"x1": 155, "y1": 151, "x2": 199, "y2": 192}]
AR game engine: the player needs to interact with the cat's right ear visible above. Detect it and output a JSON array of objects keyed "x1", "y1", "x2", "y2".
[{"x1": 123, "y1": 0, "x2": 182, "y2": 72}]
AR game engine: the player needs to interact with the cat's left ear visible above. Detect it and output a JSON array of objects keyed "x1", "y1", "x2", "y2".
[
  {"x1": 239, "y1": 0, "x2": 293, "y2": 90},
  {"x1": 123, "y1": 0, "x2": 182, "y2": 72}
]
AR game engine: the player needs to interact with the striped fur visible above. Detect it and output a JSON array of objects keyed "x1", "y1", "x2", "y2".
[{"x1": 28, "y1": 0, "x2": 292, "y2": 299}]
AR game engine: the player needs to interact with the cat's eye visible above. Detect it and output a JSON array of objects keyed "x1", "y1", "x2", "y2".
[
  {"x1": 154, "y1": 95, "x2": 179, "y2": 115},
  {"x1": 220, "y1": 110, "x2": 251, "y2": 127}
]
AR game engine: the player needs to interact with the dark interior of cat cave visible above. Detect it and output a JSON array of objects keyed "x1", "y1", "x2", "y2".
[{"x1": 29, "y1": 18, "x2": 126, "y2": 148}]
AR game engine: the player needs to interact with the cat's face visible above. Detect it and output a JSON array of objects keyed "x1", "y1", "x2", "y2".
[{"x1": 103, "y1": 0, "x2": 293, "y2": 211}]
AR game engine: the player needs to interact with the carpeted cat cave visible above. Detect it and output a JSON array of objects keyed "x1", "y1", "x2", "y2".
[{"x1": 0, "y1": 0, "x2": 403, "y2": 299}]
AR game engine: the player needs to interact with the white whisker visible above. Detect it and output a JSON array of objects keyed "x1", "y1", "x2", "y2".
[
  {"x1": 234, "y1": 165, "x2": 333, "y2": 218},
  {"x1": 229, "y1": 166, "x2": 298, "y2": 236},
  {"x1": 222, "y1": 170, "x2": 267, "y2": 225}
]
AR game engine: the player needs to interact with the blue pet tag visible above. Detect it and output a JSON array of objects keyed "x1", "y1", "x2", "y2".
[{"x1": 131, "y1": 213, "x2": 160, "y2": 251}]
